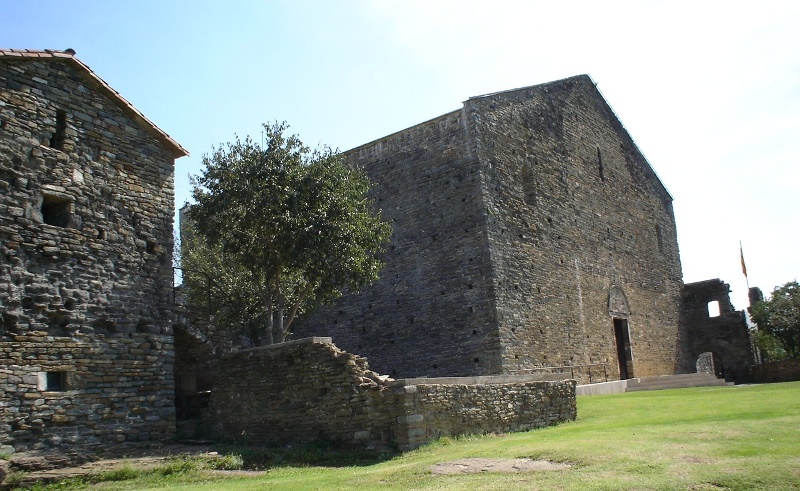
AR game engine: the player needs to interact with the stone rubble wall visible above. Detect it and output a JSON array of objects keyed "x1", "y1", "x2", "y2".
[
  {"x1": 469, "y1": 76, "x2": 687, "y2": 378},
  {"x1": 0, "y1": 332, "x2": 174, "y2": 453},
  {"x1": 210, "y1": 338, "x2": 576, "y2": 450},
  {"x1": 1, "y1": 57, "x2": 178, "y2": 452},
  {"x1": 293, "y1": 110, "x2": 502, "y2": 378},
  {"x1": 296, "y1": 76, "x2": 687, "y2": 381},
  {"x1": 747, "y1": 359, "x2": 800, "y2": 384},
  {"x1": 392, "y1": 379, "x2": 575, "y2": 450},
  {"x1": 682, "y1": 279, "x2": 754, "y2": 383}
]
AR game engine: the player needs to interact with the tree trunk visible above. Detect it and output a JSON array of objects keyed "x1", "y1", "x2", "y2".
[
  {"x1": 277, "y1": 295, "x2": 286, "y2": 343},
  {"x1": 265, "y1": 294, "x2": 274, "y2": 345}
]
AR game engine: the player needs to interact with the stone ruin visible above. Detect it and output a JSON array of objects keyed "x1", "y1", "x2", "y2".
[{"x1": 0, "y1": 49, "x2": 760, "y2": 461}]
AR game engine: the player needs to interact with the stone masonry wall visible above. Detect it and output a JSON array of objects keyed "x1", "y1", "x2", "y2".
[
  {"x1": 295, "y1": 111, "x2": 503, "y2": 378},
  {"x1": 469, "y1": 75, "x2": 687, "y2": 379},
  {"x1": 683, "y1": 279, "x2": 754, "y2": 382},
  {"x1": 297, "y1": 76, "x2": 687, "y2": 381},
  {"x1": 0, "y1": 56, "x2": 178, "y2": 452},
  {"x1": 394, "y1": 378, "x2": 575, "y2": 449},
  {"x1": 210, "y1": 338, "x2": 576, "y2": 450},
  {"x1": 747, "y1": 359, "x2": 800, "y2": 384}
]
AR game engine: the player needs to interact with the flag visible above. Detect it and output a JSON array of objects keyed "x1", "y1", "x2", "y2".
[{"x1": 740, "y1": 241, "x2": 747, "y2": 277}]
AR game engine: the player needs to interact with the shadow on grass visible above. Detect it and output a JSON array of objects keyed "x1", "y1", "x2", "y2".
[{"x1": 211, "y1": 439, "x2": 397, "y2": 470}]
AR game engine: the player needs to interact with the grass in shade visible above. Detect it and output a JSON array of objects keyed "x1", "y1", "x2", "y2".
[{"x1": 16, "y1": 381, "x2": 800, "y2": 491}]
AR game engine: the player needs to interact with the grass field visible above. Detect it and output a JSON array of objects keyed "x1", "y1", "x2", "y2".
[{"x1": 19, "y1": 381, "x2": 800, "y2": 490}]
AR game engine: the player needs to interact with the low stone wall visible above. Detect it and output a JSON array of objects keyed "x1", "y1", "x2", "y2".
[
  {"x1": 392, "y1": 378, "x2": 575, "y2": 449},
  {"x1": 748, "y1": 359, "x2": 800, "y2": 383},
  {"x1": 210, "y1": 338, "x2": 576, "y2": 450}
]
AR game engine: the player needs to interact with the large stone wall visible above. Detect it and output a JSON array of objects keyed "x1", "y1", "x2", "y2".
[
  {"x1": 296, "y1": 75, "x2": 687, "y2": 380},
  {"x1": 0, "y1": 53, "x2": 182, "y2": 452},
  {"x1": 471, "y1": 76, "x2": 686, "y2": 379},
  {"x1": 682, "y1": 279, "x2": 754, "y2": 382},
  {"x1": 296, "y1": 111, "x2": 500, "y2": 378},
  {"x1": 210, "y1": 338, "x2": 576, "y2": 450}
]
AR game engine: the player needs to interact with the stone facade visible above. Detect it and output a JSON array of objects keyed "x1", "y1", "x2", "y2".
[
  {"x1": 210, "y1": 337, "x2": 576, "y2": 450},
  {"x1": 682, "y1": 279, "x2": 755, "y2": 382},
  {"x1": 0, "y1": 49, "x2": 187, "y2": 453},
  {"x1": 296, "y1": 75, "x2": 687, "y2": 381}
]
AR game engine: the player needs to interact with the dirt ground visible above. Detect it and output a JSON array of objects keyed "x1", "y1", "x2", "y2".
[{"x1": 429, "y1": 458, "x2": 572, "y2": 475}]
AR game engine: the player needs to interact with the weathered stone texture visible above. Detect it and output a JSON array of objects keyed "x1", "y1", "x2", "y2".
[
  {"x1": 296, "y1": 75, "x2": 687, "y2": 381},
  {"x1": 210, "y1": 337, "x2": 575, "y2": 450},
  {"x1": 296, "y1": 111, "x2": 500, "y2": 378},
  {"x1": 0, "y1": 54, "x2": 181, "y2": 452},
  {"x1": 682, "y1": 279, "x2": 755, "y2": 382},
  {"x1": 747, "y1": 359, "x2": 800, "y2": 383}
]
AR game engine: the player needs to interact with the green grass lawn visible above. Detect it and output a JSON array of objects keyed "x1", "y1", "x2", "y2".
[{"x1": 25, "y1": 381, "x2": 800, "y2": 490}]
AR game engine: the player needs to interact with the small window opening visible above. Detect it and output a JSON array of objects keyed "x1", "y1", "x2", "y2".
[
  {"x1": 655, "y1": 224, "x2": 665, "y2": 254},
  {"x1": 49, "y1": 110, "x2": 67, "y2": 150},
  {"x1": 708, "y1": 300, "x2": 720, "y2": 318},
  {"x1": 45, "y1": 371, "x2": 67, "y2": 391},
  {"x1": 597, "y1": 147, "x2": 605, "y2": 181},
  {"x1": 41, "y1": 194, "x2": 72, "y2": 227}
]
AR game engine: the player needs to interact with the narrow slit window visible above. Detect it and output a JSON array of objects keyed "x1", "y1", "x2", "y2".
[
  {"x1": 49, "y1": 110, "x2": 67, "y2": 150},
  {"x1": 655, "y1": 224, "x2": 665, "y2": 254},
  {"x1": 597, "y1": 147, "x2": 605, "y2": 181}
]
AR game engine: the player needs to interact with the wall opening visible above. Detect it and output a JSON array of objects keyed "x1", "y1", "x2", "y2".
[
  {"x1": 40, "y1": 371, "x2": 67, "y2": 391},
  {"x1": 655, "y1": 224, "x2": 665, "y2": 254},
  {"x1": 49, "y1": 109, "x2": 67, "y2": 150},
  {"x1": 613, "y1": 318, "x2": 633, "y2": 379},
  {"x1": 707, "y1": 300, "x2": 720, "y2": 318},
  {"x1": 521, "y1": 162, "x2": 537, "y2": 206},
  {"x1": 41, "y1": 194, "x2": 72, "y2": 227},
  {"x1": 597, "y1": 147, "x2": 605, "y2": 181}
]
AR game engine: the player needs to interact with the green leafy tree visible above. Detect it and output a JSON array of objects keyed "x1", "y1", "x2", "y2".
[
  {"x1": 185, "y1": 122, "x2": 391, "y2": 346},
  {"x1": 179, "y1": 220, "x2": 270, "y2": 345},
  {"x1": 750, "y1": 280, "x2": 800, "y2": 360}
]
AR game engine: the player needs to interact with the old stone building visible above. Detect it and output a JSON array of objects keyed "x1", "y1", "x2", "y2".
[
  {"x1": 0, "y1": 49, "x2": 187, "y2": 453},
  {"x1": 682, "y1": 279, "x2": 755, "y2": 382},
  {"x1": 297, "y1": 75, "x2": 689, "y2": 381}
]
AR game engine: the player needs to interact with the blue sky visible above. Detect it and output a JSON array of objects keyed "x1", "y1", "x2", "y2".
[{"x1": 3, "y1": 0, "x2": 799, "y2": 310}]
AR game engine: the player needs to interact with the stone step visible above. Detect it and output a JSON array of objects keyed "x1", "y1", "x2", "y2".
[{"x1": 625, "y1": 373, "x2": 728, "y2": 392}]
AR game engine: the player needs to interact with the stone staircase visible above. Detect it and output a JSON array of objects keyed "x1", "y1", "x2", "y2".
[{"x1": 624, "y1": 372, "x2": 730, "y2": 392}]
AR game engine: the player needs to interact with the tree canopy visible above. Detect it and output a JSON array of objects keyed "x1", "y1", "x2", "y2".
[
  {"x1": 184, "y1": 122, "x2": 391, "y2": 345},
  {"x1": 750, "y1": 280, "x2": 800, "y2": 361}
]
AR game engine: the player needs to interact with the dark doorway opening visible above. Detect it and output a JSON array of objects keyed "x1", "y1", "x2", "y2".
[{"x1": 613, "y1": 318, "x2": 634, "y2": 379}]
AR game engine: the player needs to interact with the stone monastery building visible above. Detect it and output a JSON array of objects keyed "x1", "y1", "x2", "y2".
[
  {"x1": 297, "y1": 75, "x2": 691, "y2": 380},
  {"x1": 0, "y1": 49, "x2": 187, "y2": 453},
  {"x1": 1, "y1": 49, "x2": 753, "y2": 454}
]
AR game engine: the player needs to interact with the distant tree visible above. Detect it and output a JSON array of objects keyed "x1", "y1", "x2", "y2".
[
  {"x1": 185, "y1": 122, "x2": 391, "y2": 346},
  {"x1": 750, "y1": 280, "x2": 800, "y2": 361}
]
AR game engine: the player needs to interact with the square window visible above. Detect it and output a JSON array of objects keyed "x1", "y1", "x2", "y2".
[
  {"x1": 41, "y1": 194, "x2": 72, "y2": 227},
  {"x1": 707, "y1": 300, "x2": 721, "y2": 318},
  {"x1": 40, "y1": 371, "x2": 67, "y2": 391}
]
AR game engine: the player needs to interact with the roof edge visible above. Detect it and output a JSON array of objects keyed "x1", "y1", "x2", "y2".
[{"x1": 0, "y1": 49, "x2": 188, "y2": 158}]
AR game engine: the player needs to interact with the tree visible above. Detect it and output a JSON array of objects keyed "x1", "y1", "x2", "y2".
[
  {"x1": 185, "y1": 122, "x2": 391, "y2": 346},
  {"x1": 179, "y1": 220, "x2": 271, "y2": 346},
  {"x1": 750, "y1": 280, "x2": 800, "y2": 361}
]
